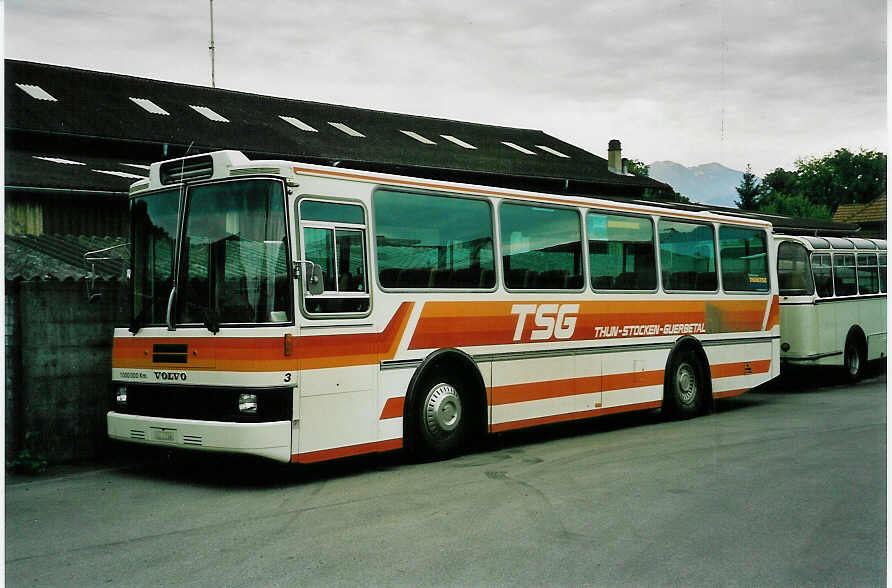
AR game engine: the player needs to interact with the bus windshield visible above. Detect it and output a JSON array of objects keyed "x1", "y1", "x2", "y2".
[
  {"x1": 130, "y1": 179, "x2": 291, "y2": 330},
  {"x1": 177, "y1": 179, "x2": 291, "y2": 327},
  {"x1": 131, "y1": 188, "x2": 179, "y2": 328}
]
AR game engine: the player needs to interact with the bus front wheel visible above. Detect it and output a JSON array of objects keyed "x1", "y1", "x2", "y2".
[
  {"x1": 413, "y1": 372, "x2": 468, "y2": 460},
  {"x1": 666, "y1": 350, "x2": 703, "y2": 419},
  {"x1": 844, "y1": 338, "x2": 866, "y2": 382}
]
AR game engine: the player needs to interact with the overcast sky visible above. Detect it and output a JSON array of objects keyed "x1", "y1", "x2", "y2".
[{"x1": 5, "y1": 0, "x2": 887, "y2": 175}]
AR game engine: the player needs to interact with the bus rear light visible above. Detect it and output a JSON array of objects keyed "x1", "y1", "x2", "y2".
[
  {"x1": 116, "y1": 385, "x2": 128, "y2": 406},
  {"x1": 238, "y1": 393, "x2": 258, "y2": 414},
  {"x1": 781, "y1": 342, "x2": 790, "y2": 352}
]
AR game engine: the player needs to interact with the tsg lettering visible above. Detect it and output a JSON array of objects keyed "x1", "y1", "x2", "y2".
[
  {"x1": 154, "y1": 371, "x2": 187, "y2": 381},
  {"x1": 511, "y1": 304, "x2": 579, "y2": 341}
]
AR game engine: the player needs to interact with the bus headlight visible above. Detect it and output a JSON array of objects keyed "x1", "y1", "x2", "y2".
[
  {"x1": 116, "y1": 385, "x2": 128, "y2": 406},
  {"x1": 238, "y1": 393, "x2": 258, "y2": 414}
]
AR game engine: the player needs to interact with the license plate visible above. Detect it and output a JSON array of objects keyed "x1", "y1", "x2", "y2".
[{"x1": 151, "y1": 428, "x2": 175, "y2": 442}]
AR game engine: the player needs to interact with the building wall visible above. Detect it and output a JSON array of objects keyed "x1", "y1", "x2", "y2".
[
  {"x1": 5, "y1": 279, "x2": 128, "y2": 463},
  {"x1": 5, "y1": 191, "x2": 128, "y2": 237}
]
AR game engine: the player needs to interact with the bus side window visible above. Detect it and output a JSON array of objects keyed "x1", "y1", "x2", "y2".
[
  {"x1": 833, "y1": 253, "x2": 857, "y2": 296},
  {"x1": 857, "y1": 253, "x2": 879, "y2": 295},
  {"x1": 811, "y1": 253, "x2": 833, "y2": 298},
  {"x1": 777, "y1": 241, "x2": 814, "y2": 296},
  {"x1": 879, "y1": 254, "x2": 887, "y2": 293}
]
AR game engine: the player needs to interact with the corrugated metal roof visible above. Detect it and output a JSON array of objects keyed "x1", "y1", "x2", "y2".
[
  {"x1": 6, "y1": 150, "x2": 149, "y2": 193},
  {"x1": 5, "y1": 59, "x2": 666, "y2": 192},
  {"x1": 5, "y1": 234, "x2": 127, "y2": 281}
]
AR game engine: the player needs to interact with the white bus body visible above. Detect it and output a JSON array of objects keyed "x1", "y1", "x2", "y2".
[
  {"x1": 108, "y1": 151, "x2": 780, "y2": 463},
  {"x1": 775, "y1": 234, "x2": 886, "y2": 379}
]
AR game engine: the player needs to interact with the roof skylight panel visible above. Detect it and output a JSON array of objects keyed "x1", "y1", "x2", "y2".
[
  {"x1": 279, "y1": 116, "x2": 318, "y2": 132},
  {"x1": 536, "y1": 145, "x2": 569, "y2": 158},
  {"x1": 328, "y1": 122, "x2": 365, "y2": 137},
  {"x1": 400, "y1": 130, "x2": 436, "y2": 145},
  {"x1": 93, "y1": 169, "x2": 148, "y2": 180},
  {"x1": 16, "y1": 83, "x2": 57, "y2": 101},
  {"x1": 501, "y1": 142, "x2": 537, "y2": 155},
  {"x1": 33, "y1": 156, "x2": 84, "y2": 165},
  {"x1": 440, "y1": 135, "x2": 477, "y2": 149},
  {"x1": 189, "y1": 105, "x2": 230, "y2": 122},
  {"x1": 129, "y1": 97, "x2": 170, "y2": 116}
]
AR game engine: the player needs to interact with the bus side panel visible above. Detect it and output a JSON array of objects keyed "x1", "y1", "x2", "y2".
[
  {"x1": 298, "y1": 364, "x2": 378, "y2": 457},
  {"x1": 377, "y1": 367, "x2": 415, "y2": 444},
  {"x1": 779, "y1": 303, "x2": 820, "y2": 362},
  {"x1": 706, "y1": 340, "x2": 774, "y2": 395},
  {"x1": 862, "y1": 297, "x2": 887, "y2": 361}
]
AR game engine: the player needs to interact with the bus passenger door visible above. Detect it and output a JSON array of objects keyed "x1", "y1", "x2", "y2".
[{"x1": 292, "y1": 198, "x2": 375, "y2": 460}]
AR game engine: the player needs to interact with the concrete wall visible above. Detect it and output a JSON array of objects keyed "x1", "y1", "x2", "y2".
[{"x1": 6, "y1": 279, "x2": 128, "y2": 463}]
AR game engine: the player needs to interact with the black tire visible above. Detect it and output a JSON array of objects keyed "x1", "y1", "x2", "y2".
[
  {"x1": 412, "y1": 370, "x2": 469, "y2": 460},
  {"x1": 665, "y1": 350, "x2": 704, "y2": 419},
  {"x1": 843, "y1": 337, "x2": 866, "y2": 382}
]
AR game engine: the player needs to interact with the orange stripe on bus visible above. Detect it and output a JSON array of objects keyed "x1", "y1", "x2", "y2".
[
  {"x1": 710, "y1": 359, "x2": 771, "y2": 378},
  {"x1": 713, "y1": 388, "x2": 747, "y2": 399},
  {"x1": 112, "y1": 302, "x2": 414, "y2": 372},
  {"x1": 409, "y1": 299, "x2": 769, "y2": 350},
  {"x1": 292, "y1": 438, "x2": 403, "y2": 463},
  {"x1": 491, "y1": 400, "x2": 663, "y2": 433},
  {"x1": 380, "y1": 397, "x2": 405, "y2": 420},
  {"x1": 764, "y1": 295, "x2": 780, "y2": 330}
]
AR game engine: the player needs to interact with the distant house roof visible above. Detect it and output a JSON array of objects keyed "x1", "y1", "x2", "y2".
[
  {"x1": 5, "y1": 59, "x2": 667, "y2": 194},
  {"x1": 832, "y1": 194, "x2": 887, "y2": 225}
]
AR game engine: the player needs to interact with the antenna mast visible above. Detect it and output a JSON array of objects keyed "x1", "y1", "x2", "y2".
[{"x1": 209, "y1": 0, "x2": 216, "y2": 88}]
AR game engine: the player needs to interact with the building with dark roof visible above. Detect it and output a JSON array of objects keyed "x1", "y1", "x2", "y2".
[{"x1": 6, "y1": 59, "x2": 670, "y2": 242}]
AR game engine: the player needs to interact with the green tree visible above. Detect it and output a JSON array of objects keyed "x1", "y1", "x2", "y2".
[
  {"x1": 735, "y1": 164, "x2": 761, "y2": 210},
  {"x1": 794, "y1": 148, "x2": 886, "y2": 209},
  {"x1": 758, "y1": 192, "x2": 831, "y2": 220},
  {"x1": 626, "y1": 158, "x2": 650, "y2": 178}
]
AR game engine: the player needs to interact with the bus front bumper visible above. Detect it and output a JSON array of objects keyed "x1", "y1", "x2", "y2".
[{"x1": 107, "y1": 412, "x2": 292, "y2": 462}]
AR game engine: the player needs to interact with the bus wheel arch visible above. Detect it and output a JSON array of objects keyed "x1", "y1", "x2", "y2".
[
  {"x1": 404, "y1": 348, "x2": 487, "y2": 459},
  {"x1": 843, "y1": 326, "x2": 867, "y2": 382},
  {"x1": 663, "y1": 337, "x2": 712, "y2": 419}
]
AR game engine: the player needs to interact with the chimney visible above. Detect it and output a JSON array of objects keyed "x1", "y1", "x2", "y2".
[
  {"x1": 608, "y1": 139, "x2": 622, "y2": 174},
  {"x1": 621, "y1": 157, "x2": 629, "y2": 175}
]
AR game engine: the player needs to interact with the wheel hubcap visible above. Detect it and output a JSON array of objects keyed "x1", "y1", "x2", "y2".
[
  {"x1": 676, "y1": 363, "x2": 698, "y2": 405},
  {"x1": 424, "y1": 383, "x2": 462, "y2": 439}
]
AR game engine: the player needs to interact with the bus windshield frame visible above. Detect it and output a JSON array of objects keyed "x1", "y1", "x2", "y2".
[{"x1": 129, "y1": 177, "x2": 293, "y2": 331}]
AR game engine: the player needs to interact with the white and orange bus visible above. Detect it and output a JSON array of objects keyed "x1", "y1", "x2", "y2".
[
  {"x1": 775, "y1": 234, "x2": 886, "y2": 380},
  {"x1": 108, "y1": 150, "x2": 780, "y2": 463}
]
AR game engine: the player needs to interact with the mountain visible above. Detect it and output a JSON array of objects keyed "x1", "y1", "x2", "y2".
[{"x1": 647, "y1": 161, "x2": 749, "y2": 207}]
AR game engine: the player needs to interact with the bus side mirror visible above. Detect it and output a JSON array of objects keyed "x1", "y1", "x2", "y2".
[
  {"x1": 294, "y1": 260, "x2": 325, "y2": 296},
  {"x1": 308, "y1": 265, "x2": 324, "y2": 296}
]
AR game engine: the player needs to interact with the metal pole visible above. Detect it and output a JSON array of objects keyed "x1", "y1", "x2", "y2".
[{"x1": 209, "y1": 0, "x2": 216, "y2": 88}]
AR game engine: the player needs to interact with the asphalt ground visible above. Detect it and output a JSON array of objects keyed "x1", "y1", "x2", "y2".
[{"x1": 5, "y1": 364, "x2": 887, "y2": 586}]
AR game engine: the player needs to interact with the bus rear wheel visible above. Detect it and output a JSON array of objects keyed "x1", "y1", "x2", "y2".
[
  {"x1": 844, "y1": 338, "x2": 866, "y2": 382},
  {"x1": 666, "y1": 350, "x2": 703, "y2": 419},
  {"x1": 413, "y1": 372, "x2": 468, "y2": 460}
]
